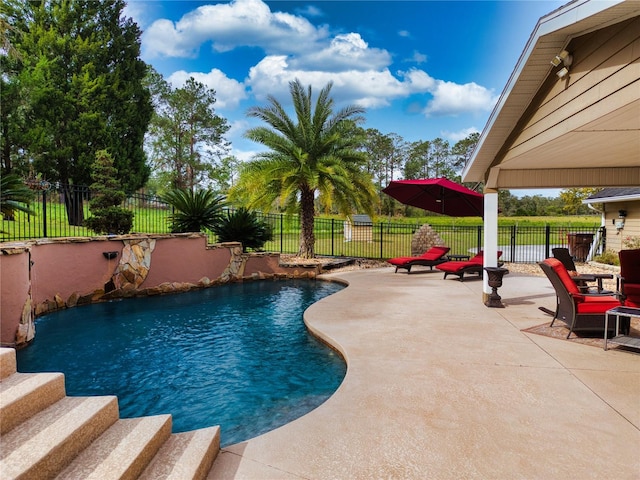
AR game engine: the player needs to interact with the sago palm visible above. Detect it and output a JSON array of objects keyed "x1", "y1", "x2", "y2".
[
  {"x1": 232, "y1": 79, "x2": 377, "y2": 258},
  {"x1": 1, "y1": 173, "x2": 35, "y2": 220},
  {"x1": 162, "y1": 188, "x2": 226, "y2": 233}
]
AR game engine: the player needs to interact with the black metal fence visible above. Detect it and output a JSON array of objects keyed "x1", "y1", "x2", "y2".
[{"x1": 1, "y1": 184, "x2": 605, "y2": 263}]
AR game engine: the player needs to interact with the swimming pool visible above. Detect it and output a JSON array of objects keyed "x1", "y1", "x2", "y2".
[{"x1": 17, "y1": 280, "x2": 346, "y2": 447}]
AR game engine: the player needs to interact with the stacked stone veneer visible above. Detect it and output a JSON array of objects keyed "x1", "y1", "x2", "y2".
[
  {"x1": 411, "y1": 224, "x2": 446, "y2": 256},
  {"x1": 112, "y1": 238, "x2": 156, "y2": 291},
  {"x1": 0, "y1": 234, "x2": 319, "y2": 348}
]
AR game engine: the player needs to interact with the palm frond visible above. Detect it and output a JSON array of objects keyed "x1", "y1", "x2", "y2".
[{"x1": 1, "y1": 174, "x2": 35, "y2": 218}]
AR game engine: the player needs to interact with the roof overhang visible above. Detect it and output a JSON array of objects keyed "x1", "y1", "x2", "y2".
[{"x1": 462, "y1": 0, "x2": 640, "y2": 190}]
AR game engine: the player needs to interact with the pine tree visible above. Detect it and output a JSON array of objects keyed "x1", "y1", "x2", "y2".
[{"x1": 84, "y1": 150, "x2": 133, "y2": 235}]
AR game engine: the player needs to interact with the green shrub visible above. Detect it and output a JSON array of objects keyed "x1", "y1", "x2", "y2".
[
  {"x1": 163, "y1": 188, "x2": 226, "y2": 233},
  {"x1": 593, "y1": 249, "x2": 619, "y2": 266},
  {"x1": 213, "y1": 208, "x2": 273, "y2": 252}
]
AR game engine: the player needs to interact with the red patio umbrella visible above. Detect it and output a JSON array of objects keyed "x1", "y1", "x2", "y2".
[{"x1": 382, "y1": 178, "x2": 484, "y2": 217}]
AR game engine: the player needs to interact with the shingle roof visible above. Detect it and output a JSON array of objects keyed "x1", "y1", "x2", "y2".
[{"x1": 587, "y1": 187, "x2": 640, "y2": 200}]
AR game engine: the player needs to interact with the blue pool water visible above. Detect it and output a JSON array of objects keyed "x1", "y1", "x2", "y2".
[{"x1": 17, "y1": 280, "x2": 346, "y2": 446}]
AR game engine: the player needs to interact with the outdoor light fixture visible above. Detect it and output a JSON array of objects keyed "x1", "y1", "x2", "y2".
[
  {"x1": 614, "y1": 210, "x2": 627, "y2": 230},
  {"x1": 550, "y1": 50, "x2": 573, "y2": 67},
  {"x1": 556, "y1": 67, "x2": 570, "y2": 79}
]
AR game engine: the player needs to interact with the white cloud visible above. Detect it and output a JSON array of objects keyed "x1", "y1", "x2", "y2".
[
  {"x1": 142, "y1": 0, "x2": 327, "y2": 58},
  {"x1": 398, "y1": 30, "x2": 411, "y2": 38},
  {"x1": 227, "y1": 119, "x2": 250, "y2": 141},
  {"x1": 401, "y1": 69, "x2": 436, "y2": 90},
  {"x1": 295, "y1": 5, "x2": 324, "y2": 18},
  {"x1": 122, "y1": 1, "x2": 155, "y2": 29},
  {"x1": 246, "y1": 56, "x2": 410, "y2": 109},
  {"x1": 143, "y1": 19, "x2": 198, "y2": 57},
  {"x1": 424, "y1": 81, "x2": 498, "y2": 116},
  {"x1": 404, "y1": 50, "x2": 427, "y2": 64},
  {"x1": 142, "y1": 0, "x2": 498, "y2": 120},
  {"x1": 291, "y1": 33, "x2": 391, "y2": 72},
  {"x1": 167, "y1": 69, "x2": 247, "y2": 110},
  {"x1": 442, "y1": 127, "x2": 480, "y2": 142}
]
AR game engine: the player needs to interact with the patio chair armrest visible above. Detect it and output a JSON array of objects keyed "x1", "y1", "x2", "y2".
[
  {"x1": 572, "y1": 274, "x2": 596, "y2": 282},
  {"x1": 591, "y1": 273, "x2": 614, "y2": 279}
]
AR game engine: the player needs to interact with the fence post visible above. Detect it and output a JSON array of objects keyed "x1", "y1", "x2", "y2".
[
  {"x1": 379, "y1": 223, "x2": 384, "y2": 259},
  {"x1": 42, "y1": 189, "x2": 48, "y2": 238},
  {"x1": 280, "y1": 214, "x2": 284, "y2": 253},
  {"x1": 544, "y1": 225, "x2": 551, "y2": 259},
  {"x1": 477, "y1": 226, "x2": 482, "y2": 253},
  {"x1": 510, "y1": 225, "x2": 516, "y2": 263},
  {"x1": 331, "y1": 219, "x2": 335, "y2": 256}
]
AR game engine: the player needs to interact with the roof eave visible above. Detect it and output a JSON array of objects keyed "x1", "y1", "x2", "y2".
[
  {"x1": 462, "y1": 0, "x2": 630, "y2": 184},
  {"x1": 583, "y1": 194, "x2": 640, "y2": 204}
]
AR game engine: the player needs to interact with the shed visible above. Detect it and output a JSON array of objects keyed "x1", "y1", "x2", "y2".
[{"x1": 344, "y1": 215, "x2": 373, "y2": 242}]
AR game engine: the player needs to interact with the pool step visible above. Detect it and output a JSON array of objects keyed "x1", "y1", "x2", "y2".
[
  {"x1": 139, "y1": 426, "x2": 220, "y2": 480},
  {"x1": 0, "y1": 371, "x2": 67, "y2": 435},
  {"x1": 56, "y1": 415, "x2": 172, "y2": 479},
  {"x1": 0, "y1": 395, "x2": 120, "y2": 479},
  {"x1": 0, "y1": 348, "x2": 221, "y2": 480},
  {"x1": 0, "y1": 347, "x2": 17, "y2": 379}
]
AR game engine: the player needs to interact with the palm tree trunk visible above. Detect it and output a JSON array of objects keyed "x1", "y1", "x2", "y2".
[{"x1": 298, "y1": 187, "x2": 315, "y2": 258}]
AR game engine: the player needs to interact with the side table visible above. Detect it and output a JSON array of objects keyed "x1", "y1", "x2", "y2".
[
  {"x1": 604, "y1": 306, "x2": 640, "y2": 351},
  {"x1": 447, "y1": 254, "x2": 470, "y2": 261}
]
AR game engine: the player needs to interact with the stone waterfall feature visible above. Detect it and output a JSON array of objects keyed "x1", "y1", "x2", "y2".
[{"x1": 411, "y1": 224, "x2": 446, "y2": 256}]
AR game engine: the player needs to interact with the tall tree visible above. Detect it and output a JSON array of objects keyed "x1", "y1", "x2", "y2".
[
  {"x1": 429, "y1": 138, "x2": 452, "y2": 178},
  {"x1": 146, "y1": 74, "x2": 230, "y2": 191},
  {"x1": 0, "y1": 0, "x2": 27, "y2": 174},
  {"x1": 232, "y1": 79, "x2": 377, "y2": 258},
  {"x1": 450, "y1": 132, "x2": 480, "y2": 179},
  {"x1": 403, "y1": 140, "x2": 431, "y2": 179},
  {"x1": 362, "y1": 129, "x2": 406, "y2": 215},
  {"x1": 5, "y1": 0, "x2": 152, "y2": 224},
  {"x1": 559, "y1": 188, "x2": 602, "y2": 215}
]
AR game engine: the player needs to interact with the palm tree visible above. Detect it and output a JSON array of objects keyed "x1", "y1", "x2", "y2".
[{"x1": 232, "y1": 79, "x2": 377, "y2": 258}]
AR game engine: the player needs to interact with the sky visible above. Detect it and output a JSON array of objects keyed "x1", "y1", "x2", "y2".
[{"x1": 124, "y1": 0, "x2": 567, "y2": 197}]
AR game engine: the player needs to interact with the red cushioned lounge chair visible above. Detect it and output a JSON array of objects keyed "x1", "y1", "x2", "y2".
[
  {"x1": 539, "y1": 257, "x2": 620, "y2": 338},
  {"x1": 387, "y1": 245, "x2": 450, "y2": 273},
  {"x1": 619, "y1": 248, "x2": 640, "y2": 308},
  {"x1": 436, "y1": 250, "x2": 502, "y2": 281}
]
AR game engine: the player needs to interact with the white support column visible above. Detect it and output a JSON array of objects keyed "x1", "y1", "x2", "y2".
[{"x1": 483, "y1": 188, "x2": 499, "y2": 302}]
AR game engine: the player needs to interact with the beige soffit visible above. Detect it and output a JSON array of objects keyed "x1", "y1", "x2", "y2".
[{"x1": 462, "y1": 0, "x2": 640, "y2": 189}]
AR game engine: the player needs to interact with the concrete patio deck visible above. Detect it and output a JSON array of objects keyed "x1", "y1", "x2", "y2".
[{"x1": 209, "y1": 267, "x2": 640, "y2": 479}]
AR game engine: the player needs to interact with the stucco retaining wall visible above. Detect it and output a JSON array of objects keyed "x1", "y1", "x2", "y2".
[{"x1": 0, "y1": 234, "x2": 317, "y2": 348}]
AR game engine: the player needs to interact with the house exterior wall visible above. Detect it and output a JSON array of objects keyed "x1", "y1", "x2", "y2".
[
  {"x1": 603, "y1": 200, "x2": 640, "y2": 253},
  {"x1": 0, "y1": 235, "x2": 317, "y2": 348}
]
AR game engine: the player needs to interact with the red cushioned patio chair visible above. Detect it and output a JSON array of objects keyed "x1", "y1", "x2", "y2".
[
  {"x1": 539, "y1": 257, "x2": 620, "y2": 338},
  {"x1": 619, "y1": 248, "x2": 640, "y2": 308},
  {"x1": 387, "y1": 245, "x2": 450, "y2": 273},
  {"x1": 552, "y1": 247, "x2": 613, "y2": 294},
  {"x1": 436, "y1": 250, "x2": 502, "y2": 281}
]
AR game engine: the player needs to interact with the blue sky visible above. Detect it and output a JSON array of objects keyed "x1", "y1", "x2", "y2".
[{"x1": 125, "y1": 0, "x2": 566, "y2": 196}]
